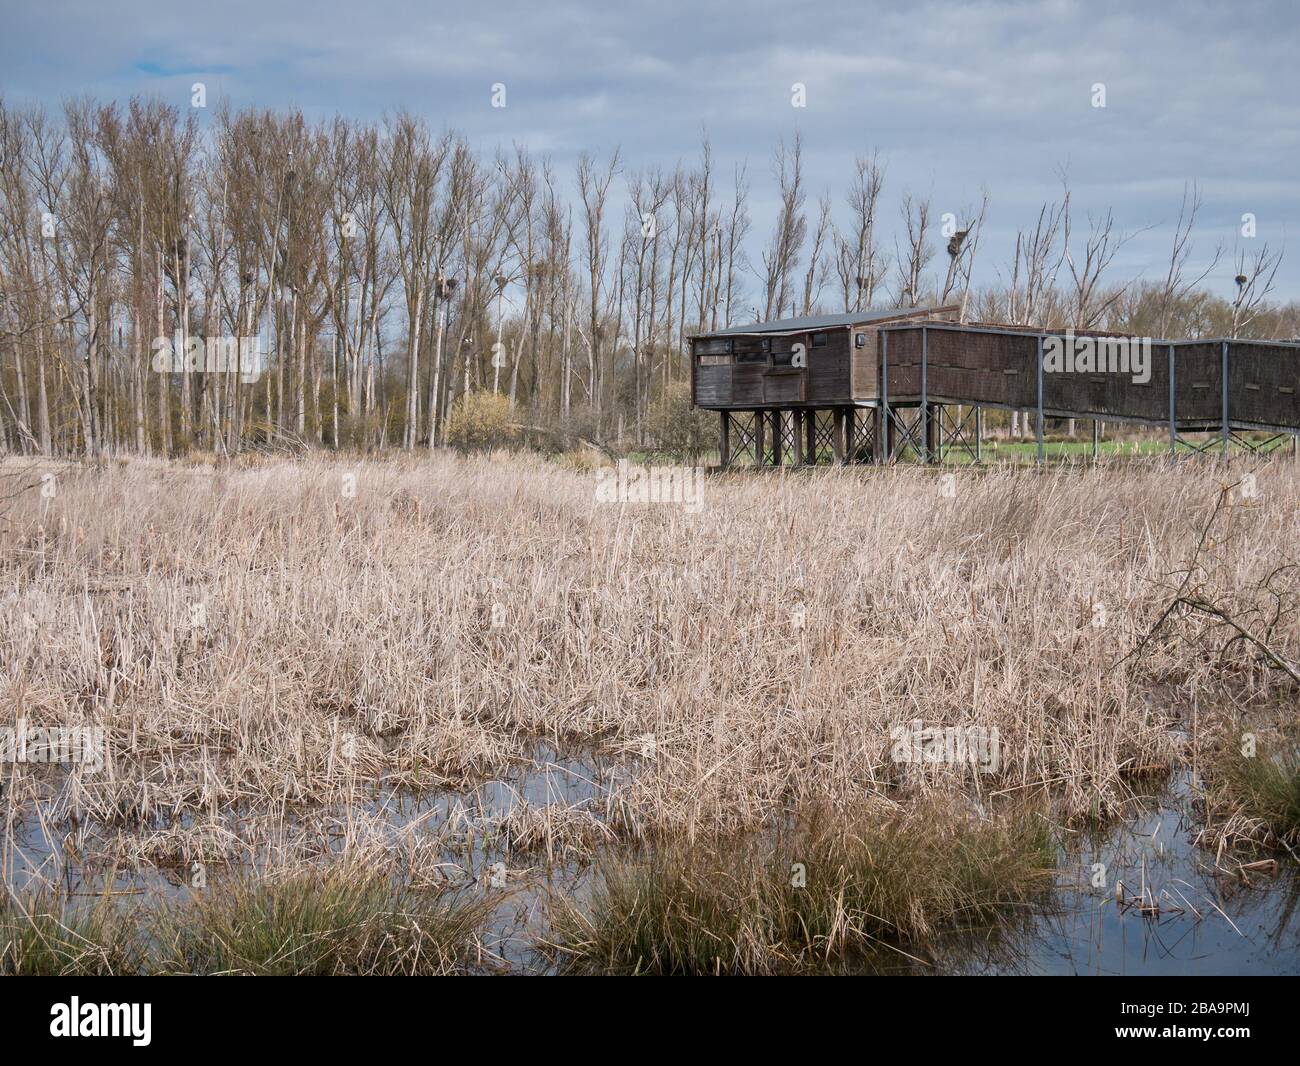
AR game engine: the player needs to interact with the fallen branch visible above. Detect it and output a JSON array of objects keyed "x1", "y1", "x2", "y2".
[
  {"x1": 508, "y1": 422, "x2": 619, "y2": 461},
  {"x1": 1172, "y1": 595, "x2": 1300, "y2": 685},
  {"x1": 1120, "y1": 475, "x2": 1300, "y2": 684}
]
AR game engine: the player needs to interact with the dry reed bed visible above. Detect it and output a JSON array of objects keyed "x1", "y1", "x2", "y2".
[{"x1": 2, "y1": 452, "x2": 1298, "y2": 885}]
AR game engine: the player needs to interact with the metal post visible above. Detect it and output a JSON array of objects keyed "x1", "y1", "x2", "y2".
[
  {"x1": 1035, "y1": 334, "x2": 1045, "y2": 466},
  {"x1": 1168, "y1": 343, "x2": 1176, "y2": 460},
  {"x1": 880, "y1": 331, "x2": 890, "y2": 464},
  {"x1": 920, "y1": 325, "x2": 929, "y2": 463},
  {"x1": 1221, "y1": 339, "x2": 1230, "y2": 458}
]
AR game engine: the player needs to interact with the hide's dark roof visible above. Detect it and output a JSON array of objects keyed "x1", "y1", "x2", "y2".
[{"x1": 696, "y1": 306, "x2": 954, "y2": 338}]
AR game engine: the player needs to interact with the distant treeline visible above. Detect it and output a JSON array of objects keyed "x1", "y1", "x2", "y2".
[{"x1": 0, "y1": 98, "x2": 1293, "y2": 456}]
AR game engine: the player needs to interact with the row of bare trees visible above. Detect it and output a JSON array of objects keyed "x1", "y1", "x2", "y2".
[{"x1": 0, "y1": 98, "x2": 1292, "y2": 456}]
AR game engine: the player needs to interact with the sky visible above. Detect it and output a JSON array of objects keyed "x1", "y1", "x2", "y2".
[{"x1": 2, "y1": 0, "x2": 1297, "y2": 301}]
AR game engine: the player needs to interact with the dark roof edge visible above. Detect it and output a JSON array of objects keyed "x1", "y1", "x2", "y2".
[{"x1": 688, "y1": 305, "x2": 959, "y2": 340}]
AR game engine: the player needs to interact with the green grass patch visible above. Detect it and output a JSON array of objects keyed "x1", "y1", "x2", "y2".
[
  {"x1": 0, "y1": 892, "x2": 139, "y2": 976},
  {"x1": 1205, "y1": 734, "x2": 1300, "y2": 850},
  {"x1": 156, "y1": 865, "x2": 492, "y2": 975},
  {"x1": 549, "y1": 802, "x2": 1056, "y2": 975},
  {"x1": 4, "y1": 866, "x2": 494, "y2": 976}
]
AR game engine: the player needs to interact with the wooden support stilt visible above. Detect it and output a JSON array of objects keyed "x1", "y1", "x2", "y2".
[
  {"x1": 719, "y1": 410, "x2": 731, "y2": 468},
  {"x1": 754, "y1": 409, "x2": 765, "y2": 468},
  {"x1": 805, "y1": 407, "x2": 817, "y2": 464}
]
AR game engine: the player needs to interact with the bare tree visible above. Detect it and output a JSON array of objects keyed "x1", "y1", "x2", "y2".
[
  {"x1": 761, "y1": 134, "x2": 806, "y2": 319},
  {"x1": 940, "y1": 190, "x2": 989, "y2": 321},
  {"x1": 1062, "y1": 204, "x2": 1131, "y2": 331},
  {"x1": 1155, "y1": 182, "x2": 1222, "y2": 339},
  {"x1": 6, "y1": 100, "x2": 1297, "y2": 461},
  {"x1": 834, "y1": 151, "x2": 887, "y2": 311},
  {"x1": 719, "y1": 164, "x2": 750, "y2": 328},
  {"x1": 894, "y1": 192, "x2": 933, "y2": 308},
  {"x1": 576, "y1": 149, "x2": 619, "y2": 427},
  {"x1": 1230, "y1": 242, "x2": 1283, "y2": 338},
  {"x1": 1005, "y1": 199, "x2": 1067, "y2": 328},
  {"x1": 800, "y1": 193, "x2": 833, "y2": 315},
  {"x1": 381, "y1": 115, "x2": 450, "y2": 449}
]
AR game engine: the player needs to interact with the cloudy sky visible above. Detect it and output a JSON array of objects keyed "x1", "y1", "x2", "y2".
[{"x1": 2, "y1": 0, "x2": 1297, "y2": 299}]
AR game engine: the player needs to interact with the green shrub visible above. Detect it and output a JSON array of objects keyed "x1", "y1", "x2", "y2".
[
  {"x1": 446, "y1": 392, "x2": 518, "y2": 453},
  {"x1": 648, "y1": 384, "x2": 715, "y2": 462}
]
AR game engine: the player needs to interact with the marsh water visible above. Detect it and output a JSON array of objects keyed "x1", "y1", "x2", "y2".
[
  {"x1": 895, "y1": 772, "x2": 1300, "y2": 976},
  {"x1": 7, "y1": 749, "x2": 1298, "y2": 975}
]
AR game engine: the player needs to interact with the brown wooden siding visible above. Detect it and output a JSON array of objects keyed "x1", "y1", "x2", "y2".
[
  {"x1": 880, "y1": 326, "x2": 1300, "y2": 430},
  {"x1": 808, "y1": 329, "x2": 851, "y2": 400},
  {"x1": 851, "y1": 327, "x2": 878, "y2": 398},
  {"x1": 1229, "y1": 342, "x2": 1300, "y2": 429},
  {"x1": 692, "y1": 308, "x2": 958, "y2": 409},
  {"x1": 691, "y1": 328, "x2": 852, "y2": 407},
  {"x1": 693, "y1": 317, "x2": 1300, "y2": 430}
]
